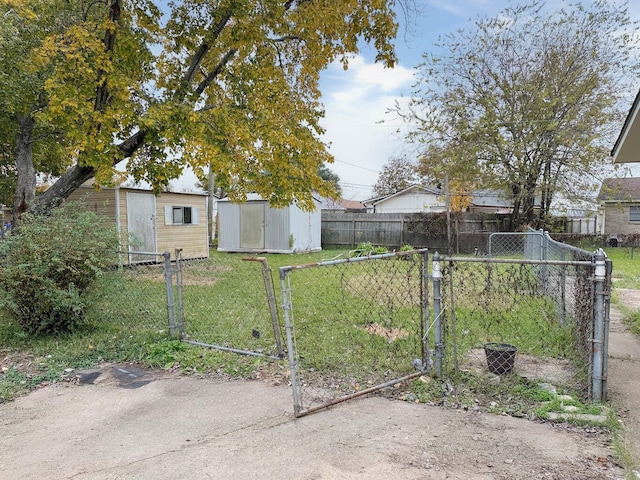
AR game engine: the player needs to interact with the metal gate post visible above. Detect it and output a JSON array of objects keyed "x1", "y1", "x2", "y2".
[
  {"x1": 279, "y1": 267, "x2": 302, "y2": 417},
  {"x1": 163, "y1": 251, "x2": 177, "y2": 338},
  {"x1": 592, "y1": 249, "x2": 606, "y2": 402},
  {"x1": 602, "y1": 258, "x2": 612, "y2": 401},
  {"x1": 175, "y1": 248, "x2": 184, "y2": 339},
  {"x1": 421, "y1": 250, "x2": 431, "y2": 371},
  {"x1": 432, "y1": 252, "x2": 443, "y2": 377}
]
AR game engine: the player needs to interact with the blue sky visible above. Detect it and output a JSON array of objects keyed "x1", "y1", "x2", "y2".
[{"x1": 318, "y1": 0, "x2": 640, "y2": 200}]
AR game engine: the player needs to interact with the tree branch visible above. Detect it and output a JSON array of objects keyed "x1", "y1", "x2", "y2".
[
  {"x1": 194, "y1": 48, "x2": 237, "y2": 97},
  {"x1": 94, "y1": 0, "x2": 121, "y2": 113},
  {"x1": 175, "y1": 10, "x2": 233, "y2": 101}
]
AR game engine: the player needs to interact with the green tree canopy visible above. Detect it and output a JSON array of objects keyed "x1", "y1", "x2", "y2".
[
  {"x1": 372, "y1": 155, "x2": 421, "y2": 197},
  {"x1": 2, "y1": 0, "x2": 402, "y2": 214},
  {"x1": 317, "y1": 164, "x2": 342, "y2": 197},
  {"x1": 399, "y1": 0, "x2": 639, "y2": 228}
]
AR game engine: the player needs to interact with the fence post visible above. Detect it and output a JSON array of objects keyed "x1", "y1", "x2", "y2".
[
  {"x1": 592, "y1": 249, "x2": 607, "y2": 402},
  {"x1": 432, "y1": 252, "x2": 443, "y2": 377},
  {"x1": 163, "y1": 251, "x2": 177, "y2": 338},
  {"x1": 421, "y1": 250, "x2": 431, "y2": 371},
  {"x1": 174, "y1": 248, "x2": 184, "y2": 339},
  {"x1": 279, "y1": 268, "x2": 302, "y2": 416},
  {"x1": 602, "y1": 257, "x2": 612, "y2": 400}
]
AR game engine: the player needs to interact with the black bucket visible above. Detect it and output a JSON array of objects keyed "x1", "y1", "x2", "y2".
[{"x1": 484, "y1": 343, "x2": 517, "y2": 375}]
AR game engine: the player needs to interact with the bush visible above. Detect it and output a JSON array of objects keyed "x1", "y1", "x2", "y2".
[
  {"x1": 349, "y1": 241, "x2": 388, "y2": 257},
  {"x1": 0, "y1": 201, "x2": 119, "y2": 334}
]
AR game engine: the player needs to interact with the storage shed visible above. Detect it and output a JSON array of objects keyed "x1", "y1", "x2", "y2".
[
  {"x1": 67, "y1": 184, "x2": 209, "y2": 263},
  {"x1": 217, "y1": 194, "x2": 321, "y2": 253}
]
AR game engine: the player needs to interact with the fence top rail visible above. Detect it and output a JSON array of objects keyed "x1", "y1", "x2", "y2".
[
  {"x1": 279, "y1": 248, "x2": 428, "y2": 276},
  {"x1": 437, "y1": 255, "x2": 593, "y2": 267},
  {"x1": 526, "y1": 227, "x2": 593, "y2": 258},
  {"x1": 118, "y1": 250, "x2": 168, "y2": 257}
]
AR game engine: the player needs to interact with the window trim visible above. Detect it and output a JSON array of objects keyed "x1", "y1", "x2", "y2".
[{"x1": 164, "y1": 205, "x2": 198, "y2": 225}]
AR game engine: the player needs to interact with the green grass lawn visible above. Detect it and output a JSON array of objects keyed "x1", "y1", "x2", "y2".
[
  {"x1": 0, "y1": 247, "x2": 384, "y2": 401},
  {"x1": 2, "y1": 245, "x2": 637, "y2": 415},
  {"x1": 605, "y1": 247, "x2": 640, "y2": 335}
]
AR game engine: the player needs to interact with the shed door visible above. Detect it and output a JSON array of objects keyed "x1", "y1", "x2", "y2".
[
  {"x1": 127, "y1": 192, "x2": 157, "y2": 259},
  {"x1": 240, "y1": 203, "x2": 264, "y2": 249}
]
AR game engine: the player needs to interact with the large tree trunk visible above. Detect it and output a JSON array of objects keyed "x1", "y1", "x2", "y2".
[
  {"x1": 13, "y1": 115, "x2": 37, "y2": 221},
  {"x1": 33, "y1": 129, "x2": 147, "y2": 213},
  {"x1": 34, "y1": 164, "x2": 96, "y2": 214}
]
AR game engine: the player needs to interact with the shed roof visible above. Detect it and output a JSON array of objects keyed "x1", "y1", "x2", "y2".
[
  {"x1": 597, "y1": 177, "x2": 640, "y2": 202},
  {"x1": 78, "y1": 178, "x2": 207, "y2": 196}
]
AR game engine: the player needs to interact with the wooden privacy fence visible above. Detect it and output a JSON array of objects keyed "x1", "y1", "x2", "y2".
[{"x1": 321, "y1": 212, "x2": 510, "y2": 252}]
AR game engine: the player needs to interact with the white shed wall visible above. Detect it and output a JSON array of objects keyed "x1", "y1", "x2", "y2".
[
  {"x1": 265, "y1": 206, "x2": 290, "y2": 251},
  {"x1": 217, "y1": 202, "x2": 241, "y2": 251},
  {"x1": 289, "y1": 200, "x2": 322, "y2": 252},
  {"x1": 217, "y1": 198, "x2": 321, "y2": 253}
]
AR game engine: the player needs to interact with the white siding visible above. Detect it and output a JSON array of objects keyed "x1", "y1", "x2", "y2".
[{"x1": 373, "y1": 192, "x2": 446, "y2": 213}]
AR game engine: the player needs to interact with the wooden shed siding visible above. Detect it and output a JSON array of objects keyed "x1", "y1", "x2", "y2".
[
  {"x1": 67, "y1": 186, "x2": 208, "y2": 259},
  {"x1": 67, "y1": 187, "x2": 117, "y2": 217},
  {"x1": 155, "y1": 193, "x2": 208, "y2": 258}
]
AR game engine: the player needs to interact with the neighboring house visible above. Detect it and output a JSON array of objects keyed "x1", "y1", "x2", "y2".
[
  {"x1": 596, "y1": 177, "x2": 640, "y2": 236},
  {"x1": 362, "y1": 185, "x2": 445, "y2": 213},
  {"x1": 319, "y1": 196, "x2": 366, "y2": 212},
  {"x1": 67, "y1": 182, "x2": 209, "y2": 262},
  {"x1": 611, "y1": 87, "x2": 640, "y2": 163},
  {"x1": 217, "y1": 193, "x2": 321, "y2": 253},
  {"x1": 468, "y1": 190, "x2": 514, "y2": 214}
]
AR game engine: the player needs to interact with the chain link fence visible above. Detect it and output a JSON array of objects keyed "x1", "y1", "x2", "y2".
[
  {"x1": 435, "y1": 230, "x2": 611, "y2": 402},
  {"x1": 87, "y1": 251, "x2": 175, "y2": 339},
  {"x1": 85, "y1": 237, "x2": 610, "y2": 413},
  {"x1": 279, "y1": 250, "x2": 430, "y2": 417}
]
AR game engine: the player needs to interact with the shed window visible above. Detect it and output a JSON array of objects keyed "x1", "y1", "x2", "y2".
[
  {"x1": 165, "y1": 206, "x2": 198, "y2": 225},
  {"x1": 630, "y1": 206, "x2": 640, "y2": 222}
]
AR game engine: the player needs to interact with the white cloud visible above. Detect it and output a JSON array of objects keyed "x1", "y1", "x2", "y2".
[{"x1": 319, "y1": 56, "x2": 417, "y2": 200}]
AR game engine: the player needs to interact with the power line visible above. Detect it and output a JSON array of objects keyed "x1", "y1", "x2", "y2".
[{"x1": 334, "y1": 159, "x2": 380, "y2": 173}]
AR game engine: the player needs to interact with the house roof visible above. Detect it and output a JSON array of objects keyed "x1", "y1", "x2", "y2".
[
  {"x1": 611, "y1": 88, "x2": 640, "y2": 163},
  {"x1": 597, "y1": 177, "x2": 640, "y2": 202},
  {"x1": 469, "y1": 190, "x2": 513, "y2": 208},
  {"x1": 318, "y1": 196, "x2": 365, "y2": 210},
  {"x1": 337, "y1": 199, "x2": 365, "y2": 210},
  {"x1": 362, "y1": 184, "x2": 442, "y2": 206}
]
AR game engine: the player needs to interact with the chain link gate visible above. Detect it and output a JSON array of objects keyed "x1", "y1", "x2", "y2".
[
  {"x1": 279, "y1": 249, "x2": 431, "y2": 417},
  {"x1": 174, "y1": 251, "x2": 285, "y2": 360}
]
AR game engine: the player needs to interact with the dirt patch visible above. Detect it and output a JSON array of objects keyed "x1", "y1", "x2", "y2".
[
  {"x1": 364, "y1": 322, "x2": 410, "y2": 342},
  {"x1": 127, "y1": 271, "x2": 222, "y2": 286},
  {"x1": 462, "y1": 348, "x2": 578, "y2": 386}
]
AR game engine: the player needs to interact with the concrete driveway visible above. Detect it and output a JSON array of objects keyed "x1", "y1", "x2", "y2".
[{"x1": 0, "y1": 364, "x2": 625, "y2": 479}]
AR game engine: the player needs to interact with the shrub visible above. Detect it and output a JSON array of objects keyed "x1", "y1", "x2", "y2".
[
  {"x1": 0, "y1": 201, "x2": 119, "y2": 334},
  {"x1": 349, "y1": 241, "x2": 388, "y2": 257}
]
